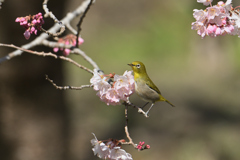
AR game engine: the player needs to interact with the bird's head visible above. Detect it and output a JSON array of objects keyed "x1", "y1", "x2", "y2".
[{"x1": 128, "y1": 61, "x2": 147, "y2": 75}]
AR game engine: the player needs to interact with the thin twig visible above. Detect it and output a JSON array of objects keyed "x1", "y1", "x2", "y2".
[
  {"x1": 65, "y1": 22, "x2": 77, "y2": 35},
  {"x1": 120, "y1": 105, "x2": 137, "y2": 148},
  {"x1": 41, "y1": 39, "x2": 74, "y2": 49},
  {"x1": 75, "y1": 0, "x2": 94, "y2": 47},
  {"x1": 46, "y1": 75, "x2": 93, "y2": 90},
  {"x1": 41, "y1": 27, "x2": 65, "y2": 38},
  {"x1": 72, "y1": 48, "x2": 100, "y2": 70},
  {"x1": 41, "y1": 39, "x2": 100, "y2": 70},
  {"x1": 0, "y1": 43, "x2": 93, "y2": 74},
  {"x1": 120, "y1": 103, "x2": 151, "y2": 151},
  {"x1": 42, "y1": 0, "x2": 65, "y2": 37},
  {"x1": 123, "y1": 101, "x2": 149, "y2": 118}
]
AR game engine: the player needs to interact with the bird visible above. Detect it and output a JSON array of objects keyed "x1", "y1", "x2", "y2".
[{"x1": 128, "y1": 61, "x2": 175, "y2": 115}]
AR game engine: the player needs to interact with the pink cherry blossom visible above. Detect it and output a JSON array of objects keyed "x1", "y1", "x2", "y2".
[
  {"x1": 191, "y1": 0, "x2": 240, "y2": 38},
  {"x1": 90, "y1": 69, "x2": 135, "y2": 106},
  {"x1": 193, "y1": 9, "x2": 206, "y2": 21},
  {"x1": 91, "y1": 133, "x2": 133, "y2": 160},
  {"x1": 63, "y1": 48, "x2": 71, "y2": 56},
  {"x1": 103, "y1": 88, "x2": 121, "y2": 106},
  {"x1": 136, "y1": 141, "x2": 150, "y2": 151},
  {"x1": 91, "y1": 135, "x2": 111, "y2": 159},
  {"x1": 207, "y1": 24, "x2": 217, "y2": 37},
  {"x1": 53, "y1": 47, "x2": 59, "y2": 52},
  {"x1": 16, "y1": 13, "x2": 44, "y2": 40},
  {"x1": 53, "y1": 34, "x2": 84, "y2": 56},
  {"x1": 191, "y1": 21, "x2": 206, "y2": 38},
  {"x1": 215, "y1": 27, "x2": 222, "y2": 35},
  {"x1": 114, "y1": 71, "x2": 134, "y2": 101},
  {"x1": 23, "y1": 30, "x2": 31, "y2": 40},
  {"x1": 197, "y1": 0, "x2": 213, "y2": 6},
  {"x1": 109, "y1": 147, "x2": 133, "y2": 160},
  {"x1": 145, "y1": 145, "x2": 151, "y2": 149},
  {"x1": 207, "y1": 6, "x2": 221, "y2": 20}
]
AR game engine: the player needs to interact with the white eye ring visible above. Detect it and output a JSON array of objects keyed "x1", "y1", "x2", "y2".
[{"x1": 136, "y1": 64, "x2": 141, "y2": 68}]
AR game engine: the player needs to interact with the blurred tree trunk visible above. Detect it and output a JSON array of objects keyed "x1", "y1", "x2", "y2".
[{"x1": 0, "y1": 1, "x2": 70, "y2": 160}]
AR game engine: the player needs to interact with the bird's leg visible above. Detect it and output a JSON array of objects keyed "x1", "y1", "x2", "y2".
[
  {"x1": 141, "y1": 102, "x2": 149, "y2": 109},
  {"x1": 145, "y1": 103, "x2": 154, "y2": 115}
]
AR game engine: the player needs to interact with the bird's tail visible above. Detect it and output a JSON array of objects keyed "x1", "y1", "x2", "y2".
[
  {"x1": 165, "y1": 99, "x2": 175, "y2": 107},
  {"x1": 159, "y1": 95, "x2": 175, "y2": 107}
]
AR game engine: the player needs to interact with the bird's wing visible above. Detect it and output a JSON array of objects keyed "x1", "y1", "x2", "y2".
[{"x1": 145, "y1": 78, "x2": 161, "y2": 94}]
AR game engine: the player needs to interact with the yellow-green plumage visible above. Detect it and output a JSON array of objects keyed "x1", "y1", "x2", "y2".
[{"x1": 128, "y1": 61, "x2": 174, "y2": 114}]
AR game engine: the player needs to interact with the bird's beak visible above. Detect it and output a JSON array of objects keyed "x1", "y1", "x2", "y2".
[{"x1": 128, "y1": 63, "x2": 133, "y2": 66}]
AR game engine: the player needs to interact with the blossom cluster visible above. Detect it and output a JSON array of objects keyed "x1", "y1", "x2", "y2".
[
  {"x1": 53, "y1": 34, "x2": 84, "y2": 56},
  {"x1": 90, "y1": 69, "x2": 135, "y2": 106},
  {"x1": 191, "y1": 0, "x2": 240, "y2": 38},
  {"x1": 136, "y1": 141, "x2": 150, "y2": 151},
  {"x1": 91, "y1": 134, "x2": 133, "y2": 160},
  {"x1": 15, "y1": 13, "x2": 44, "y2": 40}
]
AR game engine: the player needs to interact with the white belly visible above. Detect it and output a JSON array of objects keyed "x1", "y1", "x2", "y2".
[{"x1": 135, "y1": 81, "x2": 159, "y2": 102}]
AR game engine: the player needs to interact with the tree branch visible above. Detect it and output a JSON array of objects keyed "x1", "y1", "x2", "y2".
[
  {"x1": 0, "y1": 43, "x2": 93, "y2": 74},
  {"x1": 42, "y1": 0, "x2": 65, "y2": 37},
  {"x1": 75, "y1": 0, "x2": 94, "y2": 47},
  {"x1": 41, "y1": 39, "x2": 100, "y2": 70},
  {"x1": 45, "y1": 75, "x2": 93, "y2": 90},
  {"x1": 120, "y1": 105, "x2": 137, "y2": 148},
  {"x1": 123, "y1": 101, "x2": 149, "y2": 118}
]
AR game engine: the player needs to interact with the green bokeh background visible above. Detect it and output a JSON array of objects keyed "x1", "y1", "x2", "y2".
[{"x1": 65, "y1": 0, "x2": 240, "y2": 159}]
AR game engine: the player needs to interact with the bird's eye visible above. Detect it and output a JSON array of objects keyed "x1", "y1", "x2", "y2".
[{"x1": 136, "y1": 64, "x2": 141, "y2": 68}]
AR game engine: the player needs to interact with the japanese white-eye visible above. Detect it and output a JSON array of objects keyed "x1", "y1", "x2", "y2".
[{"x1": 128, "y1": 61, "x2": 175, "y2": 115}]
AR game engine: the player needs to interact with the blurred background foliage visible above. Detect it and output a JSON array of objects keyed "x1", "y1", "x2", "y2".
[{"x1": 0, "y1": 0, "x2": 240, "y2": 160}]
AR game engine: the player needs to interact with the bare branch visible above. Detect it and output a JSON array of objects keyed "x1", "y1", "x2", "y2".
[
  {"x1": 41, "y1": 39, "x2": 100, "y2": 70},
  {"x1": 42, "y1": 0, "x2": 65, "y2": 37},
  {"x1": 41, "y1": 27, "x2": 65, "y2": 38},
  {"x1": 120, "y1": 105, "x2": 137, "y2": 148},
  {"x1": 75, "y1": 0, "x2": 94, "y2": 47},
  {"x1": 65, "y1": 22, "x2": 77, "y2": 35},
  {"x1": 72, "y1": 48, "x2": 100, "y2": 70},
  {"x1": 121, "y1": 104, "x2": 150, "y2": 151},
  {"x1": 0, "y1": 43, "x2": 93, "y2": 74},
  {"x1": 46, "y1": 75, "x2": 93, "y2": 90},
  {"x1": 123, "y1": 101, "x2": 149, "y2": 118},
  {"x1": 41, "y1": 39, "x2": 73, "y2": 49}
]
